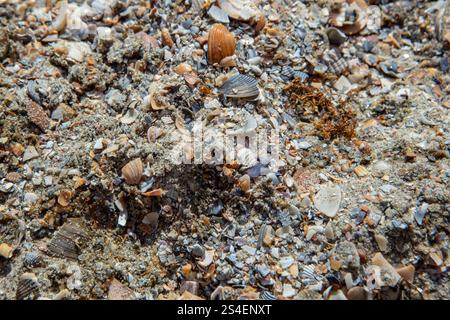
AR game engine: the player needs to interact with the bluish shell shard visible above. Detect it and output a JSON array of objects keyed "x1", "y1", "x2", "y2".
[
  {"x1": 280, "y1": 66, "x2": 309, "y2": 82},
  {"x1": 219, "y1": 74, "x2": 260, "y2": 99},
  {"x1": 301, "y1": 265, "x2": 323, "y2": 284},
  {"x1": 208, "y1": 5, "x2": 230, "y2": 24},
  {"x1": 260, "y1": 291, "x2": 277, "y2": 300},
  {"x1": 23, "y1": 252, "x2": 41, "y2": 267}
]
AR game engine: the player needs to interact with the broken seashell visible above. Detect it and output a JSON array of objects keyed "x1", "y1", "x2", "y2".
[
  {"x1": 180, "y1": 281, "x2": 199, "y2": 296},
  {"x1": 208, "y1": 23, "x2": 236, "y2": 64},
  {"x1": 197, "y1": 249, "x2": 215, "y2": 268},
  {"x1": 0, "y1": 242, "x2": 13, "y2": 259},
  {"x1": 396, "y1": 265, "x2": 415, "y2": 283},
  {"x1": 238, "y1": 174, "x2": 251, "y2": 192},
  {"x1": 121, "y1": 158, "x2": 143, "y2": 185},
  {"x1": 57, "y1": 189, "x2": 72, "y2": 207},
  {"x1": 174, "y1": 63, "x2": 193, "y2": 75},
  {"x1": 23, "y1": 252, "x2": 41, "y2": 267},
  {"x1": 371, "y1": 252, "x2": 401, "y2": 287},
  {"x1": 254, "y1": 15, "x2": 266, "y2": 33},
  {"x1": 219, "y1": 56, "x2": 237, "y2": 68},
  {"x1": 329, "y1": 0, "x2": 368, "y2": 35},
  {"x1": 51, "y1": 0, "x2": 68, "y2": 32},
  {"x1": 47, "y1": 218, "x2": 88, "y2": 260},
  {"x1": 211, "y1": 286, "x2": 225, "y2": 300},
  {"x1": 184, "y1": 73, "x2": 200, "y2": 86},
  {"x1": 260, "y1": 291, "x2": 277, "y2": 300},
  {"x1": 314, "y1": 184, "x2": 342, "y2": 218},
  {"x1": 208, "y1": 5, "x2": 230, "y2": 24},
  {"x1": 145, "y1": 83, "x2": 170, "y2": 110},
  {"x1": 326, "y1": 27, "x2": 347, "y2": 45},
  {"x1": 108, "y1": 278, "x2": 136, "y2": 300},
  {"x1": 161, "y1": 28, "x2": 174, "y2": 48},
  {"x1": 141, "y1": 188, "x2": 164, "y2": 197},
  {"x1": 147, "y1": 126, "x2": 165, "y2": 142},
  {"x1": 257, "y1": 224, "x2": 274, "y2": 248},
  {"x1": 16, "y1": 273, "x2": 39, "y2": 300},
  {"x1": 121, "y1": 108, "x2": 139, "y2": 125},
  {"x1": 217, "y1": 0, "x2": 262, "y2": 23},
  {"x1": 219, "y1": 74, "x2": 260, "y2": 99},
  {"x1": 374, "y1": 234, "x2": 388, "y2": 252}
]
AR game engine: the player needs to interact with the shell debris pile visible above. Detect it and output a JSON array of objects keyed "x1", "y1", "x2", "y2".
[{"x1": 0, "y1": 0, "x2": 448, "y2": 301}]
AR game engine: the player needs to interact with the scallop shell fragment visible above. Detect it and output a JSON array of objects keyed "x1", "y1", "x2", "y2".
[
  {"x1": 121, "y1": 158, "x2": 143, "y2": 185},
  {"x1": 47, "y1": 218, "x2": 89, "y2": 260},
  {"x1": 219, "y1": 74, "x2": 260, "y2": 99},
  {"x1": 16, "y1": 273, "x2": 39, "y2": 300},
  {"x1": 208, "y1": 23, "x2": 236, "y2": 64}
]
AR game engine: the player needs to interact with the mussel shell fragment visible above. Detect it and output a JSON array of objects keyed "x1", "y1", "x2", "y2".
[
  {"x1": 326, "y1": 27, "x2": 348, "y2": 46},
  {"x1": 219, "y1": 74, "x2": 260, "y2": 99}
]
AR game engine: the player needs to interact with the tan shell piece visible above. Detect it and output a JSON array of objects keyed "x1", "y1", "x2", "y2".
[
  {"x1": 329, "y1": 0, "x2": 368, "y2": 35},
  {"x1": 121, "y1": 158, "x2": 143, "y2": 185}
]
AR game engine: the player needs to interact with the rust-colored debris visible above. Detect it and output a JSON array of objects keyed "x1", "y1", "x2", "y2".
[{"x1": 284, "y1": 79, "x2": 356, "y2": 139}]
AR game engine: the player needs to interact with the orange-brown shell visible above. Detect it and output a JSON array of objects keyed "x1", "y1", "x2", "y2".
[
  {"x1": 121, "y1": 158, "x2": 143, "y2": 185},
  {"x1": 208, "y1": 23, "x2": 236, "y2": 64},
  {"x1": 161, "y1": 28, "x2": 174, "y2": 48}
]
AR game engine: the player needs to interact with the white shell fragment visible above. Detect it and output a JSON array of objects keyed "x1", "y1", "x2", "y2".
[
  {"x1": 217, "y1": 0, "x2": 262, "y2": 22},
  {"x1": 120, "y1": 109, "x2": 139, "y2": 125},
  {"x1": 51, "y1": 0, "x2": 68, "y2": 32},
  {"x1": 314, "y1": 185, "x2": 342, "y2": 218},
  {"x1": 208, "y1": 5, "x2": 230, "y2": 24},
  {"x1": 197, "y1": 249, "x2": 215, "y2": 268},
  {"x1": 23, "y1": 146, "x2": 40, "y2": 162}
]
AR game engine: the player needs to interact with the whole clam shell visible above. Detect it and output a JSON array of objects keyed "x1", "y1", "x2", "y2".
[
  {"x1": 208, "y1": 23, "x2": 236, "y2": 64},
  {"x1": 219, "y1": 74, "x2": 260, "y2": 99},
  {"x1": 121, "y1": 158, "x2": 143, "y2": 185}
]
